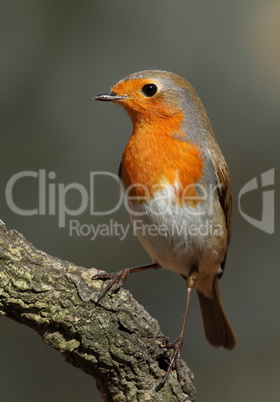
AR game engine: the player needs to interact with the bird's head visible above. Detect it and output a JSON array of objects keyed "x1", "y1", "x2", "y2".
[{"x1": 94, "y1": 70, "x2": 212, "y2": 140}]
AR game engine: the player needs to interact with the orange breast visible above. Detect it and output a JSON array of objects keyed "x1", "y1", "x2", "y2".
[{"x1": 122, "y1": 113, "x2": 204, "y2": 205}]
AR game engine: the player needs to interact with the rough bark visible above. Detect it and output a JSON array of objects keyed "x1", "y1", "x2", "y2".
[{"x1": 0, "y1": 220, "x2": 195, "y2": 401}]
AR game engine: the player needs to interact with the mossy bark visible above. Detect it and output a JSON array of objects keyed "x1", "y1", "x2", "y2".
[{"x1": 0, "y1": 220, "x2": 195, "y2": 401}]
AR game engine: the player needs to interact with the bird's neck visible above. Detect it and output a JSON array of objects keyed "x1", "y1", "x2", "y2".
[{"x1": 129, "y1": 109, "x2": 185, "y2": 138}]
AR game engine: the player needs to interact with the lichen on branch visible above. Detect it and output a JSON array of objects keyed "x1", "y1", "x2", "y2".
[{"x1": 0, "y1": 220, "x2": 195, "y2": 401}]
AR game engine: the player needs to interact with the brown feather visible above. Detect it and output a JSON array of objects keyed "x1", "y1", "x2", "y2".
[
  {"x1": 197, "y1": 276, "x2": 236, "y2": 349},
  {"x1": 207, "y1": 141, "x2": 232, "y2": 274}
]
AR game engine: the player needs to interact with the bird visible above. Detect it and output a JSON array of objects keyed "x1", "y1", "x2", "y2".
[{"x1": 93, "y1": 70, "x2": 236, "y2": 389}]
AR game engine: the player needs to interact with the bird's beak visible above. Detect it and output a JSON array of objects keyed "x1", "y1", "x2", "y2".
[{"x1": 93, "y1": 91, "x2": 127, "y2": 102}]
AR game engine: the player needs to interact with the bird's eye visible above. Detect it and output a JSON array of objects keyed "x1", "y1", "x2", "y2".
[{"x1": 141, "y1": 83, "x2": 157, "y2": 97}]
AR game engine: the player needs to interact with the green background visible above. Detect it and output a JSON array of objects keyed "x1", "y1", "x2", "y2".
[{"x1": 0, "y1": 1, "x2": 279, "y2": 401}]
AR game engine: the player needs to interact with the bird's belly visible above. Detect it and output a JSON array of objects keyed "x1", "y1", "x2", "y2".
[{"x1": 127, "y1": 188, "x2": 227, "y2": 277}]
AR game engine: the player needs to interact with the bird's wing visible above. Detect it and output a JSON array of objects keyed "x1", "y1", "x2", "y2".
[
  {"x1": 207, "y1": 144, "x2": 232, "y2": 274},
  {"x1": 215, "y1": 159, "x2": 232, "y2": 242}
]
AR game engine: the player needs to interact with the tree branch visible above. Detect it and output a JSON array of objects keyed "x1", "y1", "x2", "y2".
[{"x1": 0, "y1": 220, "x2": 195, "y2": 401}]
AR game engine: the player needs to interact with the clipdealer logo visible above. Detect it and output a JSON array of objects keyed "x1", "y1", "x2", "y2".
[
  {"x1": 238, "y1": 169, "x2": 275, "y2": 234},
  {"x1": 4, "y1": 168, "x2": 275, "y2": 238},
  {"x1": 5, "y1": 169, "x2": 123, "y2": 228}
]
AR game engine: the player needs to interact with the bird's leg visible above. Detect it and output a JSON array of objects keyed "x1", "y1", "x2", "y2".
[
  {"x1": 93, "y1": 262, "x2": 160, "y2": 303},
  {"x1": 156, "y1": 272, "x2": 197, "y2": 391}
]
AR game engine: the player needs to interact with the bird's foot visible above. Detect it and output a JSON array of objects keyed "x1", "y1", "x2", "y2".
[
  {"x1": 156, "y1": 336, "x2": 184, "y2": 391},
  {"x1": 92, "y1": 269, "x2": 130, "y2": 303},
  {"x1": 92, "y1": 263, "x2": 160, "y2": 303}
]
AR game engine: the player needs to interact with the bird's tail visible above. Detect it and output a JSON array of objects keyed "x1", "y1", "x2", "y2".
[{"x1": 196, "y1": 276, "x2": 236, "y2": 349}]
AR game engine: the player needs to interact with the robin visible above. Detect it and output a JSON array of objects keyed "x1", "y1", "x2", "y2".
[{"x1": 93, "y1": 70, "x2": 236, "y2": 389}]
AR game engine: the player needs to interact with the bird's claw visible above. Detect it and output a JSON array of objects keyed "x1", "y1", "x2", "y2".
[
  {"x1": 155, "y1": 337, "x2": 184, "y2": 391},
  {"x1": 92, "y1": 269, "x2": 130, "y2": 302}
]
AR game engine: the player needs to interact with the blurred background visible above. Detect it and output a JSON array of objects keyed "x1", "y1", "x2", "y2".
[{"x1": 0, "y1": 1, "x2": 279, "y2": 401}]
